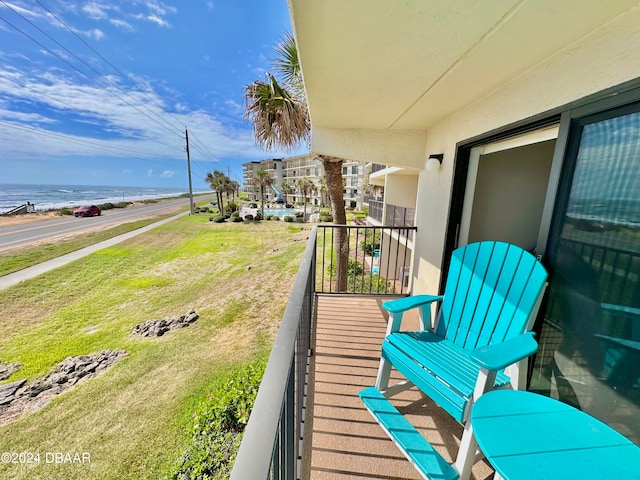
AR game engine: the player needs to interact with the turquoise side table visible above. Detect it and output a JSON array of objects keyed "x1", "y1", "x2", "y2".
[{"x1": 471, "y1": 389, "x2": 640, "y2": 480}]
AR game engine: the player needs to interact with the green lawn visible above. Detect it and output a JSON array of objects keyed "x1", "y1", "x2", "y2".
[
  {"x1": 0, "y1": 217, "x2": 307, "y2": 479},
  {"x1": 0, "y1": 215, "x2": 175, "y2": 277}
]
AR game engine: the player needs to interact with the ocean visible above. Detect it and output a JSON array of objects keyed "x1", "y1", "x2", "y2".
[{"x1": 0, "y1": 183, "x2": 208, "y2": 214}]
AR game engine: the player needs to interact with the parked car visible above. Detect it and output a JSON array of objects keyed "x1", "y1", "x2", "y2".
[{"x1": 73, "y1": 205, "x2": 101, "y2": 217}]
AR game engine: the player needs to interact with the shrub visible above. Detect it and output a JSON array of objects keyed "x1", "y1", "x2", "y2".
[
  {"x1": 209, "y1": 216, "x2": 215, "y2": 222},
  {"x1": 319, "y1": 213, "x2": 333, "y2": 222},
  {"x1": 97, "y1": 202, "x2": 114, "y2": 210},
  {"x1": 243, "y1": 214, "x2": 253, "y2": 221},
  {"x1": 213, "y1": 216, "x2": 226, "y2": 223},
  {"x1": 360, "y1": 230, "x2": 381, "y2": 255},
  {"x1": 164, "y1": 362, "x2": 265, "y2": 480},
  {"x1": 113, "y1": 202, "x2": 130, "y2": 208},
  {"x1": 224, "y1": 202, "x2": 239, "y2": 214},
  {"x1": 254, "y1": 212, "x2": 263, "y2": 221},
  {"x1": 295, "y1": 211, "x2": 304, "y2": 218},
  {"x1": 283, "y1": 215, "x2": 294, "y2": 222},
  {"x1": 59, "y1": 208, "x2": 74, "y2": 216},
  {"x1": 329, "y1": 258, "x2": 364, "y2": 278},
  {"x1": 231, "y1": 216, "x2": 243, "y2": 223},
  {"x1": 200, "y1": 206, "x2": 210, "y2": 214},
  {"x1": 265, "y1": 215, "x2": 274, "y2": 220}
]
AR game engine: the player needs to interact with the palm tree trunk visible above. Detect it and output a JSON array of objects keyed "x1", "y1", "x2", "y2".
[{"x1": 320, "y1": 155, "x2": 348, "y2": 292}]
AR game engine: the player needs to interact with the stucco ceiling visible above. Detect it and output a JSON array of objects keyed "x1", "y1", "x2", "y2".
[{"x1": 288, "y1": 0, "x2": 640, "y2": 131}]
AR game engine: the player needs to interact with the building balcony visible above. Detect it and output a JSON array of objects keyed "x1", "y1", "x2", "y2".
[{"x1": 230, "y1": 225, "x2": 495, "y2": 480}]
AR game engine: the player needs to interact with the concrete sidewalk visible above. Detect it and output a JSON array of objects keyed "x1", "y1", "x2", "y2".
[{"x1": 0, "y1": 211, "x2": 187, "y2": 291}]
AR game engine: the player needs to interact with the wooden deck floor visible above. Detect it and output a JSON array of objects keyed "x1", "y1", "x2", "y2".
[{"x1": 305, "y1": 295, "x2": 494, "y2": 480}]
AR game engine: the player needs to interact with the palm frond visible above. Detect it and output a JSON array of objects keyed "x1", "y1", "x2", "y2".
[
  {"x1": 272, "y1": 32, "x2": 304, "y2": 96},
  {"x1": 243, "y1": 73, "x2": 310, "y2": 151}
]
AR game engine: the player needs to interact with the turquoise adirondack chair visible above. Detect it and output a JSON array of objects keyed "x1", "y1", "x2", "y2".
[{"x1": 359, "y1": 241, "x2": 548, "y2": 480}]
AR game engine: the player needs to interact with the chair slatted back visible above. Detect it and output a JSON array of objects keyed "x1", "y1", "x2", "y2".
[{"x1": 436, "y1": 241, "x2": 547, "y2": 349}]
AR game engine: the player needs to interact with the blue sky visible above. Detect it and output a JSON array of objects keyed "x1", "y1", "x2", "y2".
[{"x1": 0, "y1": 0, "x2": 306, "y2": 190}]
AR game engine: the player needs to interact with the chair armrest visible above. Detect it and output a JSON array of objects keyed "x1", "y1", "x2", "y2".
[
  {"x1": 471, "y1": 332, "x2": 538, "y2": 371},
  {"x1": 382, "y1": 295, "x2": 444, "y2": 314}
]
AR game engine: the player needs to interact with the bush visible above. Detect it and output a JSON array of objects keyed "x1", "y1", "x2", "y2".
[
  {"x1": 319, "y1": 213, "x2": 333, "y2": 222},
  {"x1": 283, "y1": 215, "x2": 294, "y2": 222},
  {"x1": 209, "y1": 216, "x2": 215, "y2": 222},
  {"x1": 265, "y1": 215, "x2": 274, "y2": 220},
  {"x1": 97, "y1": 202, "x2": 114, "y2": 210},
  {"x1": 59, "y1": 208, "x2": 74, "y2": 216},
  {"x1": 200, "y1": 206, "x2": 210, "y2": 214},
  {"x1": 295, "y1": 211, "x2": 304, "y2": 218},
  {"x1": 360, "y1": 230, "x2": 381, "y2": 255},
  {"x1": 224, "y1": 203, "x2": 239, "y2": 214},
  {"x1": 213, "y1": 216, "x2": 226, "y2": 223},
  {"x1": 243, "y1": 214, "x2": 253, "y2": 221},
  {"x1": 231, "y1": 216, "x2": 243, "y2": 223},
  {"x1": 113, "y1": 202, "x2": 130, "y2": 208},
  {"x1": 329, "y1": 258, "x2": 364, "y2": 278},
  {"x1": 254, "y1": 212, "x2": 263, "y2": 221},
  {"x1": 164, "y1": 362, "x2": 265, "y2": 480}
]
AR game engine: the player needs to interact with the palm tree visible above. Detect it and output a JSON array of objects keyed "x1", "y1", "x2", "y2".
[
  {"x1": 318, "y1": 176, "x2": 328, "y2": 208},
  {"x1": 280, "y1": 182, "x2": 294, "y2": 206},
  {"x1": 296, "y1": 177, "x2": 314, "y2": 220},
  {"x1": 244, "y1": 32, "x2": 349, "y2": 290},
  {"x1": 253, "y1": 168, "x2": 274, "y2": 216},
  {"x1": 205, "y1": 170, "x2": 229, "y2": 214}
]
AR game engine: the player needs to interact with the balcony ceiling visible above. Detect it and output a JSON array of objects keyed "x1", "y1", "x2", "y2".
[{"x1": 289, "y1": 0, "x2": 639, "y2": 131}]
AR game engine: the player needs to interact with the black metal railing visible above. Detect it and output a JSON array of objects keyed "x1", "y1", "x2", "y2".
[
  {"x1": 230, "y1": 228, "x2": 316, "y2": 480},
  {"x1": 385, "y1": 204, "x2": 415, "y2": 240},
  {"x1": 316, "y1": 224, "x2": 416, "y2": 295},
  {"x1": 231, "y1": 222, "x2": 416, "y2": 480},
  {"x1": 368, "y1": 199, "x2": 384, "y2": 222}
]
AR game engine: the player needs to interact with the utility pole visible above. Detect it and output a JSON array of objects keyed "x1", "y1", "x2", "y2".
[{"x1": 185, "y1": 128, "x2": 194, "y2": 215}]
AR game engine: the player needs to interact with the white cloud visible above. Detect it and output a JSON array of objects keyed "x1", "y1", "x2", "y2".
[
  {"x1": 144, "y1": 14, "x2": 170, "y2": 28},
  {"x1": 147, "y1": 169, "x2": 154, "y2": 176},
  {"x1": 85, "y1": 28, "x2": 105, "y2": 40},
  {"x1": 160, "y1": 170, "x2": 175, "y2": 178}
]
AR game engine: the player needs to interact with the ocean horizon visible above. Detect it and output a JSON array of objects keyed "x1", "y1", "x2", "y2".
[{"x1": 0, "y1": 183, "x2": 209, "y2": 214}]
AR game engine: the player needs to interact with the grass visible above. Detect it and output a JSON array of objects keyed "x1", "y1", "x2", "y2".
[
  {"x1": 0, "y1": 217, "x2": 307, "y2": 479},
  {"x1": 0, "y1": 215, "x2": 175, "y2": 277}
]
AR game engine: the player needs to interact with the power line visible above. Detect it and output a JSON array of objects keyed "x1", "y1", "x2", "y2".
[
  {"x1": 32, "y1": 0, "x2": 189, "y2": 137},
  {"x1": 0, "y1": 5, "x2": 183, "y2": 141}
]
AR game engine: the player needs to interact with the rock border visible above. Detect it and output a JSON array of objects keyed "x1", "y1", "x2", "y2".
[
  {"x1": 0, "y1": 350, "x2": 127, "y2": 426},
  {"x1": 132, "y1": 310, "x2": 199, "y2": 337}
]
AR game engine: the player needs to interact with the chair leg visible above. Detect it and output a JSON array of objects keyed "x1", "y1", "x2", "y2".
[
  {"x1": 375, "y1": 356, "x2": 392, "y2": 391},
  {"x1": 454, "y1": 420, "x2": 479, "y2": 480}
]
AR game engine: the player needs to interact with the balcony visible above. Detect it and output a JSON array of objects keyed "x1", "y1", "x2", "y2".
[{"x1": 230, "y1": 226, "x2": 493, "y2": 480}]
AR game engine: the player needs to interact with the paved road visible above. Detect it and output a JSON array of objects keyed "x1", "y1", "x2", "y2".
[
  {"x1": 0, "y1": 211, "x2": 189, "y2": 291},
  {"x1": 0, "y1": 195, "x2": 213, "y2": 250}
]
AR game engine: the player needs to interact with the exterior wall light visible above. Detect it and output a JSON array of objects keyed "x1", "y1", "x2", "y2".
[{"x1": 426, "y1": 153, "x2": 444, "y2": 172}]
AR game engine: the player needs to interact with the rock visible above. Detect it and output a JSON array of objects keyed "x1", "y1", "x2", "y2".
[
  {"x1": 0, "y1": 379, "x2": 26, "y2": 406},
  {"x1": 0, "y1": 350, "x2": 127, "y2": 425},
  {"x1": 0, "y1": 362, "x2": 22, "y2": 381},
  {"x1": 132, "y1": 310, "x2": 200, "y2": 337}
]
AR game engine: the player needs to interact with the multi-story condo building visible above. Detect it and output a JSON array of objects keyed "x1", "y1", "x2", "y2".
[{"x1": 242, "y1": 154, "x2": 368, "y2": 209}]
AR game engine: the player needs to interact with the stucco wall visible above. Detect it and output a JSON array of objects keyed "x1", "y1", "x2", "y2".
[
  {"x1": 412, "y1": 8, "x2": 640, "y2": 294},
  {"x1": 384, "y1": 175, "x2": 418, "y2": 208}
]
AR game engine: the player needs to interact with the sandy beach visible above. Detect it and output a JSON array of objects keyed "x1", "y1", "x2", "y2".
[{"x1": 0, "y1": 211, "x2": 60, "y2": 227}]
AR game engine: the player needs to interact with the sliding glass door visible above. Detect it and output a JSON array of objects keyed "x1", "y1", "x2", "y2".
[{"x1": 530, "y1": 104, "x2": 640, "y2": 444}]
